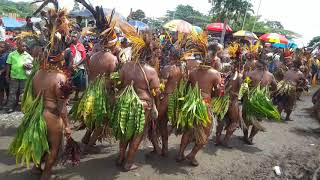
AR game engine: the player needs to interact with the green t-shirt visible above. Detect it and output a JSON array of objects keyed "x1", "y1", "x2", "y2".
[{"x1": 6, "y1": 50, "x2": 33, "y2": 80}]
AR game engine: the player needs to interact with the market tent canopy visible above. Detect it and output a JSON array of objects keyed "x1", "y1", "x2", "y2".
[
  {"x1": 206, "y1": 23, "x2": 233, "y2": 32},
  {"x1": 1, "y1": 17, "x2": 25, "y2": 29}
]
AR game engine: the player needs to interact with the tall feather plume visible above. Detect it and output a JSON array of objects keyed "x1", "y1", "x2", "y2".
[
  {"x1": 118, "y1": 21, "x2": 145, "y2": 62},
  {"x1": 75, "y1": 0, "x2": 117, "y2": 49},
  {"x1": 182, "y1": 31, "x2": 208, "y2": 60},
  {"x1": 227, "y1": 42, "x2": 240, "y2": 58}
]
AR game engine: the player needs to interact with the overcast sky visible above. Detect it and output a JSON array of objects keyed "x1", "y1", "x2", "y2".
[{"x1": 15, "y1": 0, "x2": 320, "y2": 45}]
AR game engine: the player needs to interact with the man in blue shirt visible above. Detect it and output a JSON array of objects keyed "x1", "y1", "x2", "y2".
[{"x1": 0, "y1": 41, "x2": 9, "y2": 108}]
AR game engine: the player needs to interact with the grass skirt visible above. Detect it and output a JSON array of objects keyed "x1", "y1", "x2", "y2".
[
  {"x1": 110, "y1": 85, "x2": 145, "y2": 141},
  {"x1": 273, "y1": 80, "x2": 297, "y2": 111},
  {"x1": 71, "y1": 75, "x2": 109, "y2": 130},
  {"x1": 170, "y1": 83, "x2": 212, "y2": 144},
  {"x1": 241, "y1": 82, "x2": 281, "y2": 131},
  {"x1": 9, "y1": 94, "x2": 49, "y2": 167}
]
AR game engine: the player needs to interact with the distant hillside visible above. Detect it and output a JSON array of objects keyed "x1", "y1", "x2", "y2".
[{"x1": 0, "y1": 0, "x2": 37, "y2": 17}]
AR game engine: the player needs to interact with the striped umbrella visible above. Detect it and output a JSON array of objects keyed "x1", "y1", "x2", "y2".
[
  {"x1": 259, "y1": 33, "x2": 288, "y2": 44},
  {"x1": 233, "y1": 30, "x2": 258, "y2": 39},
  {"x1": 163, "y1": 19, "x2": 193, "y2": 33},
  {"x1": 272, "y1": 39, "x2": 298, "y2": 49}
]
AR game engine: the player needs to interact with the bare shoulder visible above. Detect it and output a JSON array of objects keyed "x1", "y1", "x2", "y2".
[
  {"x1": 144, "y1": 64, "x2": 157, "y2": 75},
  {"x1": 208, "y1": 68, "x2": 221, "y2": 76},
  {"x1": 56, "y1": 72, "x2": 67, "y2": 82},
  {"x1": 162, "y1": 65, "x2": 171, "y2": 72},
  {"x1": 121, "y1": 61, "x2": 134, "y2": 70}
]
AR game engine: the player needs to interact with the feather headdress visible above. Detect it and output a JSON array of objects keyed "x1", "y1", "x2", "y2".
[
  {"x1": 182, "y1": 31, "x2": 208, "y2": 61},
  {"x1": 31, "y1": 0, "x2": 71, "y2": 71},
  {"x1": 75, "y1": 0, "x2": 117, "y2": 49},
  {"x1": 118, "y1": 21, "x2": 159, "y2": 62},
  {"x1": 227, "y1": 42, "x2": 240, "y2": 58},
  {"x1": 244, "y1": 40, "x2": 260, "y2": 54}
]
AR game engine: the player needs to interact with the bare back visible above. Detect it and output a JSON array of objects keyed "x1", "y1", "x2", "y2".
[
  {"x1": 283, "y1": 69, "x2": 304, "y2": 86},
  {"x1": 188, "y1": 68, "x2": 221, "y2": 100},
  {"x1": 120, "y1": 61, "x2": 160, "y2": 102},
  {"x1": 243, "y1": 60, "x2": 256, "y2": 74},
  {"x1": 161, "y1": 64, "x2": 183, "y2": 94},
  {"x1": 88, "y1": 50, "x2": 118, "y2": 81},
  {"x1": 247, "y1": 69, "x2": 277, "y2": 91},
  {"x1": 33, "y1": 70, "x2": 67, "y2": 110}
]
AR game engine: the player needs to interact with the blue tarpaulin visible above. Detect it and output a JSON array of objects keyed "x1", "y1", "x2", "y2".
[{"x1": 2, "y1": 17, "x2": 25, "y2": 29}]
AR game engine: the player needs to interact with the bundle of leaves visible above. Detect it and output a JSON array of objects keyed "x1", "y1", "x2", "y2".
[
  {"x1": 9, "y1": 94, "x2": 49, "y2": 167},
  {"x1": 21, "y1": 60, "x2": 40, "y2": 113},
  {"x1": 167, "y1": 80, "x2": 187, "y2": 129},
  {"x1": 71, "y1": 75, "x2": 109, "y2": 130},
  {"x1": 177, "y1": 84, "x2": 211, "y2": 130},
  {"x1": 110, "y1": 85, "x2": 145, "y2": 141},
  {"x1": 212, "y1": 95, "x2": 230, "y2": 121},
  {"x1": 243, "y1": 84, "x2": 281, "y2": 122}
]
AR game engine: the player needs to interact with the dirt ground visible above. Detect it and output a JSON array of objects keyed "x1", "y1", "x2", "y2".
[{"x1": 0, "y1": 88, "x2": 319, "y2": 180}]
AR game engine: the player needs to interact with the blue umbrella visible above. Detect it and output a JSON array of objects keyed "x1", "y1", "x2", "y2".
[
  {"x1": 128, "y1": 20, "x2": 149, "y2": 30},
  {"x1": 273, "y1": 39, "x2": 297, "y2": 49},
  {"x1": 2, "y1": 17, "x2": 25, "y2": 29}
]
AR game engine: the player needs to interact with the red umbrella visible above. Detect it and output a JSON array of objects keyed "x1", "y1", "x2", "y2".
[
  {"x1": 259, "y1": 33, "x2": 288, "y2": 44},
  {"x1": 206, "y1": 23, "x2": 233, "y2": 32}
]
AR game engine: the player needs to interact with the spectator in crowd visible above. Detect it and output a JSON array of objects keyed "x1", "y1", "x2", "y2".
[
  {"x1": 0, "y1": 41, "x2": 9, "y2": 108},
  {"x1": 67, "y1": 31, "x2": 87, "y2": 100},
  {"x1": 0, "y1": 19, "x2": 5, "y2": 41},
  {"x1": 25, "y1": 16, "x2": 34, "y2": 32},
  {"x1": 6, "y1": 40, "x2": 33, "y2": 113}
]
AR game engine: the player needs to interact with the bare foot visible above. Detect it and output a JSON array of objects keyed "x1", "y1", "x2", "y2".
[
  {"x1": 31, "y1": 165, "x2": 42, "y2": 175},
  {"x1": 176, "y1": 155, "x2": 185, "y2": 162},
  {"x1": 186, "y1": 155, "x2": 199, "y2": 166},
  {"x1": 123, "y1": 163, "x2": 139, "y2": 172}
]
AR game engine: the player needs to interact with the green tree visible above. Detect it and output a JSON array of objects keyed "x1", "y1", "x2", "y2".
[
  {"x1": 265, "y1": 20, "x2": 284, "y2": 29},
  {"x1": 146, "y1": 17, "x2": 165, "y2": 30},
  {"x1": 131, "y1": 9, "x2": 146, "y2": 21},
  {"x1": 165, "y1": 5, "x2": 211, "y2": 27},
  {"x1": 0, "y1": 0, "x2": 37, "y2": 17},
  {"x1": 210, "y1": 0, "x2": 254, "y2": 26},
  {"x1": 308, "y1": 36, "x2": 320, "y2": 47}
]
